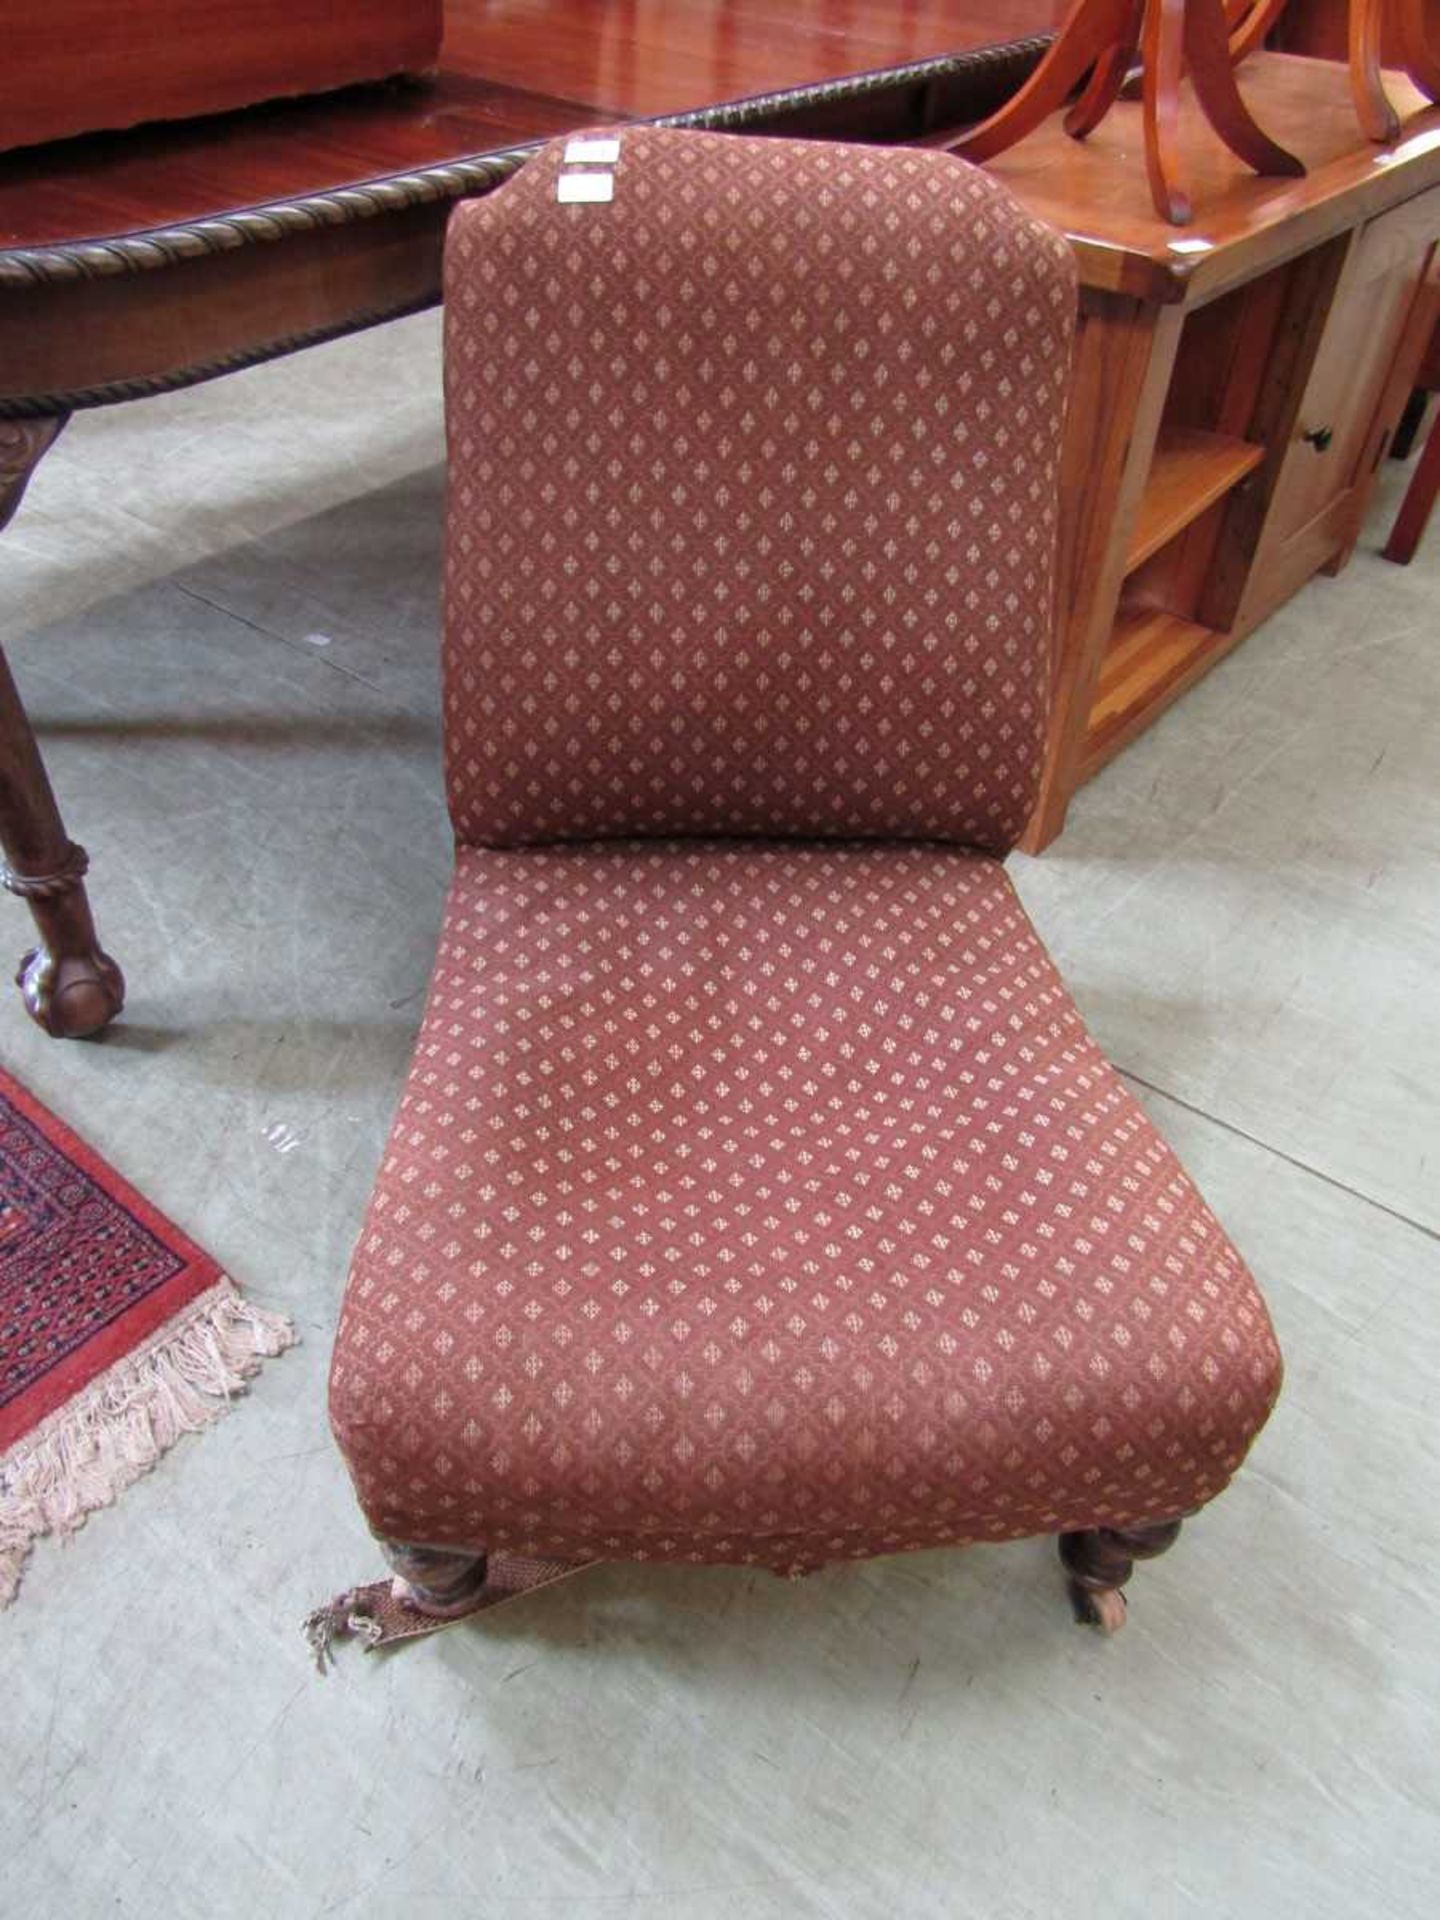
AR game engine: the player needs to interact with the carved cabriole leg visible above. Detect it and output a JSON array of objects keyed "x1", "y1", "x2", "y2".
[
  {"x1": 379, "y1": 1538, "x2": 490, "y2": 1616},
  {"x1": 1059, "y1": 1518, "x2": 1184, "y2": 1632},
  {"x1": 0, "y1": 417, "x2": 125, "y2": 1039}
]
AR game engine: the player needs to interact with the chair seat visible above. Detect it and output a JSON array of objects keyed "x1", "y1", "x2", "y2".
[{"x1": 330, "y1": 841, "x2": 1281, "y2": 1575}]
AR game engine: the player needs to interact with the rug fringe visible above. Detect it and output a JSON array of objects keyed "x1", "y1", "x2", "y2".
[{"x1": 0, "y1": 1278, "x2": 295, "y2": 1607}]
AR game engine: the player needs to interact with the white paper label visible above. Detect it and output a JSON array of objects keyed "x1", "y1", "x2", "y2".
[
  {"x1": 557, "y1": 172, "x2": 615, "y2": 204},
  {"x1": 565, "y1": 136, "x2": 622, "y2": 164}
]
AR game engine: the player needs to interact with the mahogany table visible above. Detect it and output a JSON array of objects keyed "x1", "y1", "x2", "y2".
[
  {"x1": 0, "y1": 0, "x2": 1058, "y2": 1037},
  {"x1": 4, "y1": 5, "x2": 1438, "y2": 1036}
]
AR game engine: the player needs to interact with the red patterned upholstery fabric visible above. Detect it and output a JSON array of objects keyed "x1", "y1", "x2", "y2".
[
  {"x1": 330, "y1": 128, "x2": 1281, "y2": 1579},
  {"x1": 330, "y1": 843, "x2": 1281, "y2": 1573},
  {"x1": 441, "y1": 126, "x2": 1075, "y2": 857}
]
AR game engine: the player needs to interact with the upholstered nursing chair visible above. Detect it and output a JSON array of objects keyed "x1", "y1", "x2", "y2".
[{"x1": 327, "y1": 127, "x2": 1282, "y2": 1645}]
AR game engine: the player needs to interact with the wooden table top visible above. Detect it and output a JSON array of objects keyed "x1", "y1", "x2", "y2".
[
  {"x1": 978, "y1": 54, "x2": 1440, "y2": 302},
  {"x1": 5, "y1": 6, "x2": 1435, "y2": 421},
  {"x1": 0, "y1": 0, "x2": 1062, "y2": 256}
]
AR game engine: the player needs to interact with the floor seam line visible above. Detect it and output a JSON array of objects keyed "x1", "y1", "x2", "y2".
[
  {"x1": 1116, "y1": 1065, "x2": 1440, "y2": 1244},
  {"x1": 171, "y1": 581, "x2": 383, "y2": 690}
]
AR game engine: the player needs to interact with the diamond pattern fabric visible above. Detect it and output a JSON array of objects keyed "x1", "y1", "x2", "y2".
[
  {"x1": 329, "y1": 127, "x2": 1281, "y2": 1580},
  {"x1": 441, "y1": 126, "x2": 1075, "y2": 856},
  {"x1": 330, "y1": 843, "x2": 1282, "y2": 1573}
]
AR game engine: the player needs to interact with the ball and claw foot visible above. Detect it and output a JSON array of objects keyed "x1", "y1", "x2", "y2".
[
  {"x1": 1059, "y1": 1519, "x2": 1184, "y2": 1635},
  {"x1": 379, "y1": 1539, "x2": 490, "y2": 1618},
  {"x1": 18, "y1": 942, "x2": 125, "y2": 1039},
  {"x1": 4, "y1": 841, "x2": 125, "y2": 1038}
]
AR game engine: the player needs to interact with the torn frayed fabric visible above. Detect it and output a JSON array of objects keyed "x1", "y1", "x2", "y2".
[{"x1": 303, "y1": 1552, "x2": 592, "y2": 1670}]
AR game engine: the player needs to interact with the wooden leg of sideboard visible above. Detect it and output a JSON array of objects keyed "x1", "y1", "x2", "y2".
[
  {"x1": 0, "y1": 417, "x2": 125, "y2": 1038},
  {"x1": 1021, "y1": 293, "x2": 1183, "y2": 853}
]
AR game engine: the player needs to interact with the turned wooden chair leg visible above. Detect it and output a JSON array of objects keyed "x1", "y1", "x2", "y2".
[
  {"x1": 0, "y1": 418, "x2": 125, "y2": 1039},
  {"x1": 1059, "y1": 1518, "x2": 1184, "y2": 1632},
  {"x1": 379, "y1": 1538, "x2": 490, "y2": 1616}
]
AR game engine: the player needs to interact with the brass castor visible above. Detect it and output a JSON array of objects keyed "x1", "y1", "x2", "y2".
[
  {"x1": 1069, "y1": 1581, "x2": 1129, "y2": 1633},
  {"x1": 1059, "y1": 1520, "x2": 1183, "y2": 1633},
  {"x1": 379, "y1": 1539, "x2": 489, "y2": 1617}
]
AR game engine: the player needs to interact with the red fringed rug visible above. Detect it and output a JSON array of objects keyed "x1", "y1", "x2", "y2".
[{"x1": 0, "y1": 1064, "x2": 294, "y2": 1605}]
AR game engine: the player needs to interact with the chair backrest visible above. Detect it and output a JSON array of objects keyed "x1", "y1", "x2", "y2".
[{"x1": 442, "y1": 125, "x2": 1074, "y2": 856}]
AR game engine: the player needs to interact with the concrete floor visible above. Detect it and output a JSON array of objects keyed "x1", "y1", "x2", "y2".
[{"x1": 2, "y1": 312, "x2": 1437, "y2": 1919}]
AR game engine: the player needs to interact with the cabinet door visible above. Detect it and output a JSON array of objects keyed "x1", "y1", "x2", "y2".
[{"x1": 1245, "y1": 186, "x2": 1440, "y2": 621}]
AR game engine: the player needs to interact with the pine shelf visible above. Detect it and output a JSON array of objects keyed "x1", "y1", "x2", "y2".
[
  {"x1": 1125, "y1": 428, "x2": 1266, "y2": 575},
  {"x1": 1081, "y1": 605, "x2": 1243, "y2": 776}
]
